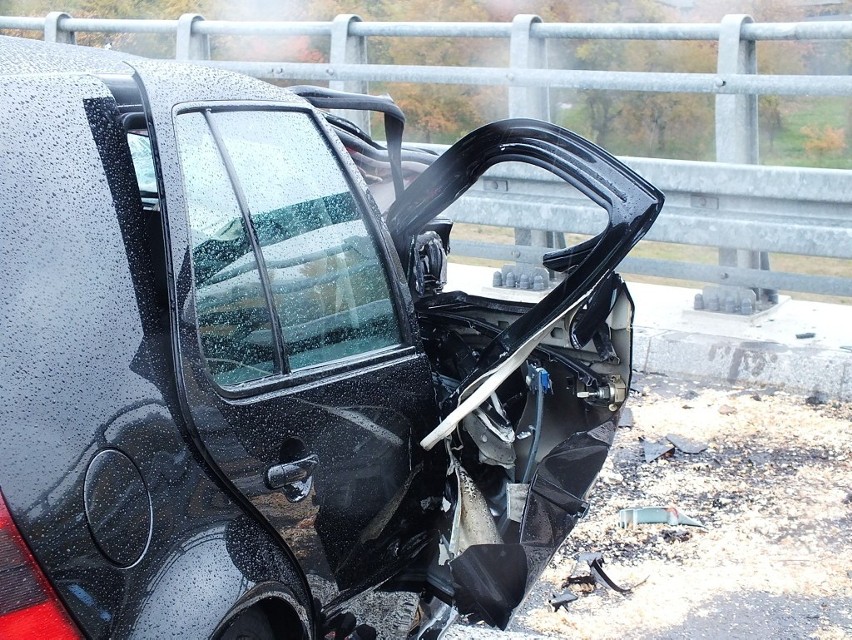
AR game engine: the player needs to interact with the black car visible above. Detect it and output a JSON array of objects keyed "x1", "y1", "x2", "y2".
[{"x1": 0, "y1": 36, "x2": 663, "y2": 639}]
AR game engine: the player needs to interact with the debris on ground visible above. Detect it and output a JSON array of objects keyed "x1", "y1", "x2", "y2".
[
  {"x1": 806, "y1": 392, "x2": 829, "y2": 406},
  {"x1": 501, "y1": 375, "x2": 852, "y2": 640},
  {"x1": 618, "y1": 506, "x2": 705, "y2": 528},
  {"x1": 617, "y1": 407, "x2": 634, "y2": 428},
  {"x1": 717, "y1": 404, "x2": 738, "y2": 415},
  {"x1": 661, "y1": 529, "x2": 692, "y2": 543},
  {"x1": 796, "y1": 332, "x2": 816, "y2": 339},
  {"x1": 579, "y1": 553, "x2": 640, "y2": 595},
  {"x1": 665, "y1": 433, "x2": 708, "y2": 454},
  {"x1": 748, "y1": 452, "x2": 772, "y2": 466},
  {"x1": 550, "y1": 591, "x2": 578, "y2": 612},
  {"x1": 556, "y1": 552, "x2": 642, "y2": 606},
  {"x1": 642, "y1": 439, "x2": 674, "y2": 463}
]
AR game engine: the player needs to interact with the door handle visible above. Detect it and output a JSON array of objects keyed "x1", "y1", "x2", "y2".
[{"x1": 265, "y1": 454, "x2": 319, "y2": 503}]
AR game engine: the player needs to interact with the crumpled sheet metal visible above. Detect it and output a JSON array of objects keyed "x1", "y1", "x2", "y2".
[{"x1": 441, "y1": 459, "x2": 502, "y2": 563}]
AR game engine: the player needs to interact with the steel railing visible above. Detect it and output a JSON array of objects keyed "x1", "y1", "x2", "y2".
[
  {"x1": 435, "y1": 152, "x2": 852, "y2": 297},
  {"x1": 2, "y1": 12, "x2": 851, "y2": 300}
]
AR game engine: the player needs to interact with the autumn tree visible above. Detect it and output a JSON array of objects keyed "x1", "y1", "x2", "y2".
[
  {"x1": 291, "y1": 0, "x2": 507, "y2": 142},
  {"x1": 801, "y1": 125, "x2": 847, "y2": 160},
  {"x1": 2, "y1": 0, "x2": 844, "y2": 160},
  {"x1": 547, "y1": 0, "x2": 717, "y2": 158}
]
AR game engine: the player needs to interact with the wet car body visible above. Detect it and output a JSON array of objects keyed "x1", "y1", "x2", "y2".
[{"x1": 0, "y1": 36, "x2": 663, "y2": 639}]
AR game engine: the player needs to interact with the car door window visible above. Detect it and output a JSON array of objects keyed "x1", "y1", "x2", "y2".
[
  {"x1": 174, "y1": 111, "x2": 276, "y2": 386},
  {"x1": 172, "y1": 107, "x2": 402, "y2": 384},
  {"x1": 209, "y1": 110, "x2": 402, "y2": 371}
]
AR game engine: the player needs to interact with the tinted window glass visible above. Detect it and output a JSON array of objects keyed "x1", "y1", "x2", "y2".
[
  {"x1": 174, "y1": 112, "x2": 276, "y2": 386},
  {"x1": 211, "y1": 110, "x2": 401, "y2": 370}
]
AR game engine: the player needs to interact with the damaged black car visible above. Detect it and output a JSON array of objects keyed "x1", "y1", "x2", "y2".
[{"x1": 0, "y1": 36, "x2": 663, "y2": 639}]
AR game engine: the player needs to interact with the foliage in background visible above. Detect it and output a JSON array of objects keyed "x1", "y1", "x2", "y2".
[
  {"x1": 1, "y1": 0, "x2": 849, "y2": 165},
  {"x1": 314, "y1": 0, "x2": 504, "y2": 142},
  {"x1": 801, "y1": 124, "x2": 847, "y2": 160}
]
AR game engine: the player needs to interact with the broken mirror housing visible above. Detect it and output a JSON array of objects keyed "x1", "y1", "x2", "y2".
[{"x1": 0, "y1": 35, "x2": 662, "y2": 639}]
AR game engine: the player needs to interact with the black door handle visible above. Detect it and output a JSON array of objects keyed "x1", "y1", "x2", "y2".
[{"x1": 265, "y1": 454, "x2": 318, "y2": 502}]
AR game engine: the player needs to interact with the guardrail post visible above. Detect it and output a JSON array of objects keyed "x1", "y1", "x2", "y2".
[
  {"x1": 715, "y1": 14, "x2": 773, "y2": 307},
  {"x1": 330, "y1": 14, "x2": 370, "y2": 133},
  {"x1": 44, "y1": 12, "x2": 74, "y2": 44},
  {"x1": 176, "y1": 14, "x2": 209, "y2": 61},
  {"x1": 509, "y1": 15, "x2": 554, "y2": 259},
  {"x1": 509, "y1": 15, "x2": 549, "y2": 121}
]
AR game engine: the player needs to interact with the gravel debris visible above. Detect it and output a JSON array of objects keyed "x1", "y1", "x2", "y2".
[{"x1": 503, "y1": 374, "x2": 852, "y2": 639}]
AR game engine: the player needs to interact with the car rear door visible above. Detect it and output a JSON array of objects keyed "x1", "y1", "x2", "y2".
[
  {"x1": 382, "y1": 118, "x2": 665, "y2": 628},
  {"x1": 129, "y1": 62, "x2": 445, "y2": 605}
]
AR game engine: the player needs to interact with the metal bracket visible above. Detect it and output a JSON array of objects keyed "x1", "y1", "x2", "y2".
[
  {"x1": 330, "y1": 14, "x2": 370, "y2": 133},
  {"x1": 44, "y1": 11, "x2": 75, "y2": 44},
  {"x1": 509, "y1": 14, "x2": 549, "y2": 120},
  {"x1": 509, "y1": 15, "x2": 553, "y2": 257},
  {"x1": 716, "y1": 15, "x2": 758, "y2": 165},
  {"x1": 714, "y1": 15, "x2": 776, "y2": 306},
  {"x1": 176, "y1": 14, "x2": 210, "y2": 61}
]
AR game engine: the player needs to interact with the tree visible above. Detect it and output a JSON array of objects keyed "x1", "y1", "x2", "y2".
[
  {"x1": 801, "y1": 125, "x2": 847, "y2": 160},
  {"x1": 551, "y1": 0, "x2": 717, "y2": 158},
  {"x1": 759, "y1": 95, "x2": 783, "y2": 152},
  {"x1": 2, "y1": 0, "x2": 840, "y2": 159}
]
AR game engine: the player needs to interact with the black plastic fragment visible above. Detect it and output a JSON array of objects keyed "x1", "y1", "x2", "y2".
[
  {"x1": 449, "y1": 544, "x2": 528, "y2": 630},
  {"x1": 551, "y1": 590, "x2": 578, "y2": 612},
  {"x1": 642, "y1": 439, "x2": 674, "y2": 463},
  {"x1": 587, "y1": 555, "x2": 633, "y2": 595},
  {"x1": 566, "y1": 552, "x2": 637, "y2": 596},
  {"x1": 665, "y1": 433, "x2": 708, "y2": 454}
]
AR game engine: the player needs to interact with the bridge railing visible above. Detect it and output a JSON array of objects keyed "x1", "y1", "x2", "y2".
[
  {"x1": 435, "y1": 152, "x2": 852, "y2": 298},
  {"x1": 2, "y1": 12, "x2": 851, "y2": 303}
]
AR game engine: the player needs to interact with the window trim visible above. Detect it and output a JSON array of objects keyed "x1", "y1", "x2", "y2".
[
  {"x1": 170, "y1": 102, "x2": 416, "y2": 399},
  {"x1": 202, "y1": 108, "x2": 289, "y2": 376}
]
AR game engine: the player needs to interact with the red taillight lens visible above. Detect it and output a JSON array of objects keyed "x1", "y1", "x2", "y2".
[{"x1": 0, "y1": 491, "x2": 81, "y2": 639}]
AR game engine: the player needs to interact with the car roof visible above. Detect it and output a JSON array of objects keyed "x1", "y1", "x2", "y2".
[
  {"x1": 0, "y1": 34, "x2": 136, "y2": 76},
  {"x1": 0, "y1": 35, "x2": 314, "y2": 118}
]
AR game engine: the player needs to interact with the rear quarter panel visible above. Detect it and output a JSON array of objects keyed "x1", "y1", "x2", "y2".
[{"x1": 0, "y1": 72, "x2": 311, "y2": 638}]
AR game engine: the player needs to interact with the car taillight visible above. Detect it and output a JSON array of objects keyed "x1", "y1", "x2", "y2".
[{"x1": 0, "y1": 491, "x2": 81, "y2": 639}]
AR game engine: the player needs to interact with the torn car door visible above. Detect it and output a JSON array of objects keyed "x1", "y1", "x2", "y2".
[{"x1": 386, "y1": 119, "x2": 664, "y2": 628}]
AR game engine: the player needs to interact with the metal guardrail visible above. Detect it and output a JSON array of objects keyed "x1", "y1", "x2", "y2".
[
  {"x1": 1, "y1": 12, "x2": 851, "y2": 299},
  {"x1": 436, "y1": 154, "x2": 852, "y2": 297}
]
